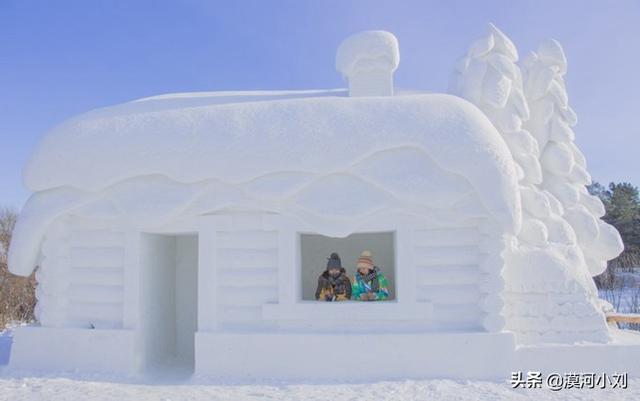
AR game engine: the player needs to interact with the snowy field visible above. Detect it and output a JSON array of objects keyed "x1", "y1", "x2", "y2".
[
  {"x1": 598, "y1": 268, "x2": 640, "y2": 325},
  {"x1": 0, "y1": 330, "x2": 10, "y2": 366},
  {"x1": 0, "y1": 373, "x2": 638, "y2": 401}
]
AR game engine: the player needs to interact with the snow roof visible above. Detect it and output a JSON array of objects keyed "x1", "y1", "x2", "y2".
[
  {"x1": 25, "y1": 90, "x2": 520, "y2": 222},
  {"x1": 11, "y1": 90, "x2": 521, "y2": 276}
]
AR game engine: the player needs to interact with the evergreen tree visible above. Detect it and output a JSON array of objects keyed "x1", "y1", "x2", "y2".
[
  {"x1": 586, "y1": 182, "x2": 610, "y2": 206},
  {"x1": 590, "y1": 182, "x2": 640, "y2": 268}
]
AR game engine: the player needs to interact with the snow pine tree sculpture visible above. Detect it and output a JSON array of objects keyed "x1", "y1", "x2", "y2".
[
  {"x1": 449, "y1": 24, "x2": 542, "y2": 187},
  {"x1": 522, "y1": 39, "x2": 623, "y2": 277},
  {"x1": 450, "y1": 24, "x2": 624, "y2": 344}
]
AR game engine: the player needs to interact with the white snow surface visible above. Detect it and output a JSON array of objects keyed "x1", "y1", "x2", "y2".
[
  {"x1": 335, "y1": 30, "x2": 399, "y2": 77},
  {"x1": 11, "y1": 92, "x2": 521, "y2": 276},
  {"x1": 521, "y1": 39, "x2": 623, "y2": 276},
  {"x1": 7, "y1": 25, "x2": 626, "y2": 351},
  {"x1": 0, "y1": 373, "x2": 638, "y2": 401},
  {"x1": 0, "y1": 330, "x2": 11, "y2": 366},
  {"x1": 449, "y1": 24, "x2": 623, "y2": 344},
  {"x1": 25, "y1": 93, "x2": 515, "y2": 195}
]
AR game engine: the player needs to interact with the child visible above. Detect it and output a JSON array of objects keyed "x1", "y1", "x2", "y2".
[
  {"x1": 315, "y1": 252, "x2": 352, "y2": 301},
  {"x1": 352, "y1": 250, "x2": 389, "y2": 301}
]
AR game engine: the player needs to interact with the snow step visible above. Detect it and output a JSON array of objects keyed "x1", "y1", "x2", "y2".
[
  {"x1": 69, "y1": 247, "x2": 125, "y2": 268},
  {"x1": 217, "y1": 305, "x2": 263, "y2": 322},
  {"x1": 416, "y1": 284, "x2": 481, "y2": 304},
  {"x1": 68, "y1": 230, "x2": 125, "y2": 248},
  {"x1": 67, "y1": 284, "x2": 124, "y2": 304},
  {"x1": 217, "y1": 268, "x2": 278, "y2": 287},
  {"x1": 414, "y1": 246, "x2": 481, "y2": 266},
  {"x1": 216, "y1": 287, "x2": 278, "y2": 306},
  {"x1": 216, "y1": 231, "x2": 278, "y2": 249},
  {"x1": 69, "y1": 267, "x2": 124, "y2": 286},
  {"x1": 216, "y1": 248, "x2": 278, "y2": 269},
  {"x1": 415, "y1": 265, "x2": 483, "y2": 286},
  {"x1": 67, "y1": 302, "x2": 123, "y2": 323},
  {"x1": 413, "y1": 228, "x2": 481, "y2": 247}
]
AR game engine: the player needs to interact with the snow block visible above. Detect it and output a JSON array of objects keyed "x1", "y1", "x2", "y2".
[
  {"x1": 9, "y1": 327, "x2": 136, "y2": 374},
  {"x1": 515, "y1": 331, "x2": 640, "y2": 377},
  {"x1": 336, "y1": 31, "x2": 399, "y2": 97},
  {"x1": 194, "y1": 332, "x2": 517, "y2": 381}
]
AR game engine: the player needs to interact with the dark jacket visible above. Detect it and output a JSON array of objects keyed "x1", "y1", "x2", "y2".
[{"x1": 315, "y1": 268, "x2": 352, "y2": 301}]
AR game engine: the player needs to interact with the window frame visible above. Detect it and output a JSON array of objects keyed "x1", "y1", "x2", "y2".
[
  {"x1": 261, "y1": 216, "x2": 429, "y2": 321},
  {"x1": 297, "y1": 230, "x2": 398, "y2": 302}
]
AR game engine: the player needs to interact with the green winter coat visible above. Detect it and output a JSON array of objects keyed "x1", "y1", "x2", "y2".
[{"x1": 352, "y1": 267, "x2": 389, "y2": 301}]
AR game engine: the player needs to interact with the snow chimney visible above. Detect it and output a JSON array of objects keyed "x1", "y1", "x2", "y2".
[{"x1": 336, "y1": 31, "x2": 400, "y2": 97}]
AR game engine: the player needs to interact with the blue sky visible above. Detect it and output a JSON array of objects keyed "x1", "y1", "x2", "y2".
[{"x1": 1, "y1": 0, "x2": 639, "y2": 209}]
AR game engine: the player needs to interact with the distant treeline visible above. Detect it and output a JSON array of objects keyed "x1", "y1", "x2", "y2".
[
  {"x1": 0, "y1": 208, "x2": 36, "y2": 328},
  {"x1": 588, "y1": 182, "x2": 640, "y2": 269}
]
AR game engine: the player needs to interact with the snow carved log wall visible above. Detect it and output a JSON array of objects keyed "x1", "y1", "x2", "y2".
[
  {"x1": 212, "y1": 215, "x2": 279, "y2": 331},
  {"x1": 413, "y1": 220, "x2": 505, "y2": 332},
  {"x1": 36, "y1": 216, "x2": 125, "y2": 329}
]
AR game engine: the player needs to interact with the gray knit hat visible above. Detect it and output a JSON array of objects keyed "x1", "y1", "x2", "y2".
[{"x1": 326, "y1": 252, "x2": 342, "y2": 270}]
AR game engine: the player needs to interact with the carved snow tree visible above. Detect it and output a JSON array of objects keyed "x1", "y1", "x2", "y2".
[
  {"x1": 522, "y1": 39, "x2": 623, "y2": 277},
  {"x1": 451, "y1": 24, "x2": 623, "y2": 344}
]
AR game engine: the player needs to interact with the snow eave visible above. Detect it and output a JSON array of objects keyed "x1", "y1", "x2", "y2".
[
  {"x1": 25, "y1": 91, "x2": 522, "y2": 229},
  {"x1": 11, "y1": 92, "x2": 522, "y2": 277}
]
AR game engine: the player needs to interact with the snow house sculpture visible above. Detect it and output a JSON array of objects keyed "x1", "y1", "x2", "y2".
[{"x1": 8, "y1": 27, "x2": 640, "y2": 380}]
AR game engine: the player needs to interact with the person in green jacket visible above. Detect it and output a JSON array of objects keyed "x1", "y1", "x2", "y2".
[{"x1": 352, "y1": 250, "x2": 389, "y2": 301}]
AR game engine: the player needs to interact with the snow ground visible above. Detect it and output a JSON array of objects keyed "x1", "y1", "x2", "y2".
[
  {"x1": 0, "y1": 373, "x2": 638, "y2": 401},
  {"x1": 0, "y1": 329, "x2": 12, "y2": 365},
  {"x1": 598, "y1": 268, "x2": 640, "y2": 316},
  {"x1": 2, "y1": 327, "x2": 639, "y2": 400}
]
